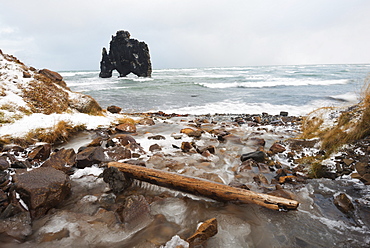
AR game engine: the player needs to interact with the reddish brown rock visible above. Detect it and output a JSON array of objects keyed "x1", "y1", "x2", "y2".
[
  {"x1": 13, "y1": 167, "x2": 71, "y2": 219},
  {"x1": 28, "y1": 144, "x2": 52, "y2": 161},
  {"x1": 149, "y1": 144, "x2": 162, "y2": 152},
  {"x1": 360, "y1": 173, "x2": 370, "y2": 185},
  {"x1": 41, "y1": 148, "x2": 76, "y2": 173},
  {"x1": 181, "y1": 128, "x2": 201, "y2": 138},
  {"x1": 115, "y1": 123, "x2": 137, "y2": 133},
  {"x1": 355, "y1": 162, "x2": 370, "y2": 176},
  {"x1": 270, "y1": 142, "x2": 286, "y2": 154},
  {"x1": 198, "y1": 145, "x2": 216, "y2": 155},
  {"x1": 187, "y1": 218, "x2": 218, "y2": 248},
  {"x1": 117, "y1": 195, "x2": 152, "y2": 230},
  {"x1": 108, "y1": 134, "x2": 137, "y2": 147},
  {"x1": 181, "y1": 142, "x2": 195, "y2": 153},
  {"x1": 39, "y1": 69, "x2": 63, "y2": 81},
  {"x1": 278, "y1": 175, "x2": 297, "y2": 184},
  {"x1": 148, "y1": 135, "x2": 166, "y2": 140},
  {"x1": 87, "y1": 137, "x2": 104, "y2": 147},
  {"x1": 107, "y1": 134, "x2": 144, "y2": 154},
  {"x1": 76, "y1": 147, "x2": 107, "y2": 168},
  {"x1": 105, "y1": 146, "x2": 132, "y2": 160},
  {"x1": 0, "y1": 157, "x2": 10, "y2": 171},
  {"x1": 107, "y1": 105, "x2": 122, "y2": 114},
  {"x1": 22, "y1": 71, "x2": 31, "y2": 78},
  {"x1": 333, "y1": 193, "x2": 354, "y2": 214},
  {"x1": 138, "y1": 118, "x2": 155, "y2": 126}
]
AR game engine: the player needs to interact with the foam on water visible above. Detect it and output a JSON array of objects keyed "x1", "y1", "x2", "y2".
[
  {"x1": 161, "y1": 99, "x2": 341, "y2": 116},
  {"x1": 198, "y1": 79, "x2": 349, "y2": 89}
]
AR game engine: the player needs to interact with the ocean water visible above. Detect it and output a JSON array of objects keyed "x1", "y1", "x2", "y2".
[{"x1": 61, "y1": 64, "x2": 370, "y2": 116}]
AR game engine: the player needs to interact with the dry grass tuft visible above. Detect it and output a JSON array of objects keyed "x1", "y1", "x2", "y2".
[
  {"x1": 300, "y1": 74, "x2": 370, "y2": 155},
  {"x1": 25, "y1": 121, "x2": 86, "y2": 144},
  {"x1": 115, "y1": 117, "x2": 136, "y2": 125},
  {"x1": 20, "y1": 79, "x2": 69, "y2": 114}
]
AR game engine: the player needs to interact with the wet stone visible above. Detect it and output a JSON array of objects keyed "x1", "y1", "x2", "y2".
[
  {"x1": 342, "y1": 158, "x2": 354, "y2": 167},
  {"x1": 270, "y1": 142, "x2": 286, "y2": 154},
  {"x1": 76, "y1": 146, "x2": 107, "y2": 168},
  {"x1": 13, "y1": 167, "x2": 71, "y2": 219},
  {"x1": 103, "y1": 166, "x2": 133, "y2": 194},
  {"x1": 115, "y1": 123, "x2": 137, "y2": 133},
  {"x1": 0, "y1": 157, "x2": 9, "y2": 170},
  {"x1": 105, "y1": 146, "x2": 132, "y2": 161},
  {"x1": 333, "y1": 192, "x2": 355, "y2": 214},
  {"x1": 355, "y1": 162, "x2": 370, "y2": 176},
  {"x1": 87, "y1": 137, "x2": 104, "y2": 147},
  {"x1": 11, "y1": 160, "x2": 31, "y2": 169},
  {"x1": 187, "y1": 218, "x2": 218, "y2": 247},
  {"x1": 148, "y1": 135, "x2": 166, "y2": 140},
  {"x1": 41, "y1": 148, "x2": 76, "y2": 173},
  {"x1": 149, "y1": 144, "x2": 162, "y2": 152},
  {"x1": 181, "y1": 142, "x2": 195, "y2": 152},
  {"x1": 0, "y1": 171, "x2": 10, "y2": 188},
  {"x1": 118, "y1": 195, "x2": 152, "y2": 230},
  {"x1": 138, "y1": 118, "x2": 155, "y2": 126},
  {"x1": 107, "y1": 105, "x2": 122, "y2": 114},
  {"x1": 240, "y1": 151, "x2": 266, "y2": 163},
  {"x1": 360, "y1": 173, "x2": 370, "y2": 185},
  {"x1": 28, "y1": 144, "x2": 52, "y2": 161}
]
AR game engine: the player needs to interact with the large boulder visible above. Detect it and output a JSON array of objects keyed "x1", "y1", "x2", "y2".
[
  {"x1": 99, "y1": 30, "x2": 152, "y2": 78},
  {"x1": 13, "y1": 167, "x2": 71, "y2": 219}
]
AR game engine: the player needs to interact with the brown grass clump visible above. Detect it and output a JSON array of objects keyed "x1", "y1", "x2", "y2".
[
  {"x1": 299, "y1": 111, "x2": 326, "y2": 139},
  {"x1": 115, "y1": 117, "x2": 136, "y2": 125},
  {"x1": 25, "y1": 121, "x2": 86, "y2": 144},
  {"x1": 300, "y1": 74, "x2": 370, "y2": 155},
  {"x1": 20, "y1": 79, "x2": 69, "y2": 114},
  {"x1": 350, "y1": 75, "x2": 370, "y2": 140}
]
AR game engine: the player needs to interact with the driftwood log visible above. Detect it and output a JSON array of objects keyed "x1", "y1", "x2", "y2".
[{"x1": 107, "y1": 162, "x2": 299, "y2": 211}]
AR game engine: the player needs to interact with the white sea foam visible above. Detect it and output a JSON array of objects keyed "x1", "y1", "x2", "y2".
[
  {"x1": 66, "y1": 80, "x2": 121, "y2": 87},
  {"x1": 198, "y1": 79, "x2": 349, "y2": 89},
  {"x1": 59, "y1": 71, "x2": 98, "y2": 77},
  {"x1": 329, "y1": 92, "x2": 359, "y2": 103},
  {"x1": 161, "y1": 99, "x2": 341, "y2": 116}
]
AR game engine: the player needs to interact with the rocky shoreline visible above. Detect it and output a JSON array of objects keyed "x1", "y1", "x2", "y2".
[
  {"x1": 1, "y1": 109, "x2": 369, "y2": 247},
  {"x1": 1, "y1": 51, "x2": 369, "y2": 247}
]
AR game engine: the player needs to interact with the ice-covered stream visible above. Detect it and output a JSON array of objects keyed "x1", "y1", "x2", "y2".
[{"x1": 3, "y1": 115, "x2": 370, "y2": 248}]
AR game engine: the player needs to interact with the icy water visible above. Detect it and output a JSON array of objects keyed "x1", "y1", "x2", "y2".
[
  {"x1": 14, "y1": 117, "x2": 369, "y2": 248},
  {"x1": 5, "y1": 64, "x2": 367, "y2": 247},
  {"x1": 61, "y1": 64, "x2": 370, "y2": 116}
]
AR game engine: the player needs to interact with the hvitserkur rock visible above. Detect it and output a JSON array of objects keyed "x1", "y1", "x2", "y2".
[{"x1": 99, "y1": 30, "x2": 152, "y2": 78}]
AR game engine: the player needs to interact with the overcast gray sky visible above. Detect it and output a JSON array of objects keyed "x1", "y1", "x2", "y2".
[{"x1": 1, "y1": 0, "x2": 369, "y2": 71}]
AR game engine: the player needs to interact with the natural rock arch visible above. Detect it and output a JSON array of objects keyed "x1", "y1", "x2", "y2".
[{"x1": 99, "y1": 30, "x2": 152, "y2": 78}]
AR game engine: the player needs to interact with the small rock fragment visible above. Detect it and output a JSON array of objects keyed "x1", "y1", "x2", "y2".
[
  {"x1": 187, "y1": 218, "x2": 218, "y2": 248},
  {"x1": 333, "y1": 192, "x2": 354, "y2": 214}
]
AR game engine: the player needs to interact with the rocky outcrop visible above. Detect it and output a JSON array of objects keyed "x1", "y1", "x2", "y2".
[
  {"x1": 99, "y1": 30, "x2": 152, "y2": 78},
  {"x1": 0, "y1": 51, "x2": 103, "y2": 116}
]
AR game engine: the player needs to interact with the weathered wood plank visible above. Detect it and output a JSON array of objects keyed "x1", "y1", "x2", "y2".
[{"x1": 108, "y1": 162, "x2": 299, "y2": 211}]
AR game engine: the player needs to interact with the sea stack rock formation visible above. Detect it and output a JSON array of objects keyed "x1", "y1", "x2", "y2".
[{"x1": 99, "y1": 30, "x2": 152, "y2": 78}]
